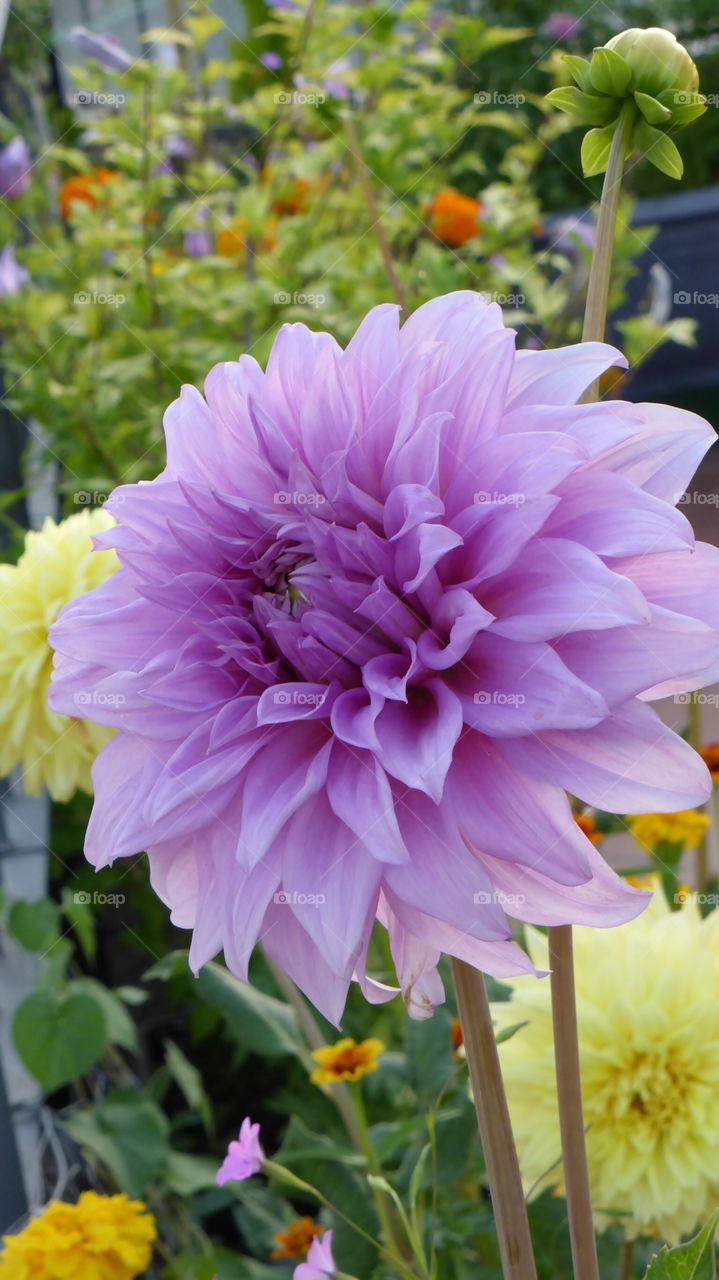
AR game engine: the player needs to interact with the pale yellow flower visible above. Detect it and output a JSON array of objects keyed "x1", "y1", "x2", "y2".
[
  {"x1": 628, "y1": 808, "x2": 709, "y2": 852},
  {"x1": 494, "y1": 887, "x2": 719, "y2": 1242},
  {"x1": 0, "y1": 1190, "x2": 156, "y2": 1280},
  {"x1": 310, "y1": 1037, "x2": 384, "y2": 1084},
  {"x1": 0, "y1": 510, "x2": 117, "y2": 799}
]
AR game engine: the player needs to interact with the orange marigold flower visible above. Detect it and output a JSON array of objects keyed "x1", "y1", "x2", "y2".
[
  {"x1": 428, "y1": 188, "x2": 482, "y2": 247},
  {"x1": 310, "y1": 1036, "x2": 384, "y2": 1085},
  {"x1": 271, "y1": 177, "x2": 310, "y2": 217},
  {"x1": 574, "y1": 812, "x2": 602, "y2": 844},
  {"x1": 272, "y1": 1217, "x2": 324, "y2": 1259},
  {"x1": 701, "y1": 742, "x2": 719, "y2": 782},
  {"x1": 216, "y1": 217, "x2": 276, "y2": 257},
  {"x1": 450, "y1": 1016, "x2": 464, "y2": 1053},
  {"x1": 59, "y1": 168, "x2": 116, "y2": 219}
]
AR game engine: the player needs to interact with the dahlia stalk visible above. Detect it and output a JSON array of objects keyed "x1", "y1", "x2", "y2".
[{"x1": 545, "y1": 29, "x2": 706, "y2": 1280}]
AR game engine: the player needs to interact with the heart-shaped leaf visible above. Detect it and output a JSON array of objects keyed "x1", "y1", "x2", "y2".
[{"x1": 13, "y1": 989, "x2": 106, "y2": 1091}]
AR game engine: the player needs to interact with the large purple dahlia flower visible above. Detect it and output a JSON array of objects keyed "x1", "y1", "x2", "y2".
[{"x1": 49, "y1": 292, "x2": 719, "y2": 1021}]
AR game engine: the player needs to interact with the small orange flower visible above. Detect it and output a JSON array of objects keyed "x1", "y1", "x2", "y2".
[
  {"x1": 701, "y1": 742, "x2": 719, "y2": 782},
  {"x1": 599, "y1": 367, "x2": 626, "y2": 398},
  {"x1": 310, "y1": 1036, "x2": 384, "y2": 1084},
  {"x1": 271, "y1": 177, "x2": 310, "y2": 217},
  {"x1": 272, "y1": 1217, "x2": 324, "y2": 1260},
  {"x1": 216, "y1": 217, "x2": 276, "y2": 257},
  {"x1": 450, "y1": 1016, "x2": 464, "y2": 1053},
  {"x1": 574, "y1": 812, "x2": 602, "y2": 845},
  {"x1": 428, "y1": 188, "x2": 482, "y2": 247},
  {"x1": 59, "y1": 168, "x2": 117, "y2": 219}
]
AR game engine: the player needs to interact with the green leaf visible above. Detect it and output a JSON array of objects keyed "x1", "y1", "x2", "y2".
[
  {"x1": 408, "y1": 1142, "x2": 431, "y2": 1212},
  {"x1": 634, "y1": 91, "x2": 672, "y2": 125},
  {"x1": 196, "y1": 962, "x2": 304, "y2": 1059},
  {"x1": 164, "y1": 1150, "x2": 221, "y2": 1195},
  {"x1": 164, "y1": 1038, "x2": 213, "y2": 1133},
  {"x1": 657, "y1": 89, "x2": 707, "y2": 128},
  {"x1": 562, "y1": 54, "x2": 591, "y2": 91},
  {"x1": 72, "y1": 978, "x2": 138, "y2": 1052},
  {"x1": 581, "y1": 124, "x2": 616, "y2": 177},
  {"x1": 588, "y1": 47, "x2": 632, "y2": 98},
  {"x1": 643, "y1": 1211, "x2": 718, "y2": 1278},
  {"x1": 634, "y1": 119, "x2": 684, "y2": 179},
  {"x1": 8, "y1": 899, "x2": 60, "y2": 953},
  {"x1": 496, "y1": 1020, "x2": 529, "y2": 1046},
  {"x1": 546, "y1": 87, "x2": 617, "y2": 126},
  {"x1": 63, "y1": 1089, "x2": 170, "y2": 1197},
  {"x1": 13, "y1": 989, "x2": 106, "y2": 1091},
  {"x1": 61, "y1": 887, "x2": 96, "y2": 962}
]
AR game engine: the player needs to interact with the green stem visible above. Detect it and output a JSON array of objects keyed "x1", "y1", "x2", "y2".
[
  {"x1": 549, "y1": 926, "x2": 599, "y2": 1280},
  {"x1": 688, "y1": 692, "x2": 710, "y2": 892},
  {"x1": 451, "y1": 958, "x2": 537, "y2": 1280},
  {"x1": 617, "y1": 1238, "x2": 634, "y2": 1280},
  {"x1": 351, "y1": 1089, "x2": 423, "y2": 1276},
  {"x1": 580, "y1": 103, "x2": 633, "y2": 390}
]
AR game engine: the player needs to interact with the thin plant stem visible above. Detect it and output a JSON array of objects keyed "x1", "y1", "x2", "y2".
[
  {"x1": 344, "y1": 116, "x2": 406, "y2": 309},
  {"x1": 580, "y1": 104, "x2": 633, "y2": 389},
  {"x1": 617, "y1": 1238, "x2": 634, "y2": 1280},
  {"x1": 688, "y1": 691, "x2": 710, "y2": 891},
  {"x1": 548, "y1": 926, "x2": 599, "y2": 1280},
  {"x1": 351, "y1": 1088, "x2": 423, "y2": 1277},
  {"x1": 450, "y1": 957, "x2": 537, "y2": 1280}
]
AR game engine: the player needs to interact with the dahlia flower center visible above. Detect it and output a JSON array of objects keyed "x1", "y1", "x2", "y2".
[{"x1": 598, "y1": 1048, "x2": 690, "y2": 1129}]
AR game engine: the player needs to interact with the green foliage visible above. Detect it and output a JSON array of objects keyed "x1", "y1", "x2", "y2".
[{"x1": 643, "y1": 1213, "x2": 718, "y2": 1279}]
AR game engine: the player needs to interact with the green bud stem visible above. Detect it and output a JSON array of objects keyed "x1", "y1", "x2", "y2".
[{"x1": 581, "y1": 102, "x2": 634, "y2": 391}]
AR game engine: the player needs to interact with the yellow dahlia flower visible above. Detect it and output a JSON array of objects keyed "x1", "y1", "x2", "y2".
[
  {"x1": 0, "y1": 510, "x2": 117, "y2": 800},
  {"x1": 628, "y1": 808, "x2": 709, "y2": 853},
  {"x1": 493, "y1": 886, "x2": 719, "y2": 1242},
  {"x1": 0, "y1": 1190, "x2": 156, "y2": 1280}
]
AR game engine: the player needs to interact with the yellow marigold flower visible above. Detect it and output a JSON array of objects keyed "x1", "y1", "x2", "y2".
[
  {"x1": 0, "y1": 1190, "x2": 156, "y2": 1280},
  {"x1": 0, "y1": 510, "x2": 117, "y2": 800},
  {"x1": 493, "y1": 892, "x2": 719, "y2": 1242},
  {"x1": 310, "y1": 1036, "x2": 384, "y2": 1085},
  {"x1": 272, "y1": 1217, "x2": 324, "y2": 1259},
  {"x1": 628, "y1": 808, "x2": 709, "y2": 852}
]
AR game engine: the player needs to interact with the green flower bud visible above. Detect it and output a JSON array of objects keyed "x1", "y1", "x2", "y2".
[{"x1": 546, "y1": 26, "x2": 705, "y2": 179}]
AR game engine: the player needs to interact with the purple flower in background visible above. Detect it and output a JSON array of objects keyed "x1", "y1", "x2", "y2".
[
  {"x1": 0, "y1": 245, "x2": 29, "y2": 295},
  {"x1": 184, "y1": 209, "x2": 211, "y2": 258},
  {"x1": 165, "y1": 133, "x2": 193, "y2": 160},
  {"x1": 216, "y1": 1117, "x2": 263, "y2": 1185},
  {"x1": 0, "y1": 137, "x2": 31, "y2": 200},
  {"x1": 70, "y1": 25, "x2": 133, "y2": 72},
  {"x1": 295, "y1": 1230, "x2": 336, "y2": 1279},
  {"x1": 260, "y1": 51, "x2": 283, "y2": 71},
  {"x1": 49, "y1": 291, "x2": 719, "y2": 1023},
  {"x1": 553, "y1": 215, "x2": 596, "y2": 253},
  {"x1": 544, "y1": 11, "x2": 580, "y2": 42}
]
